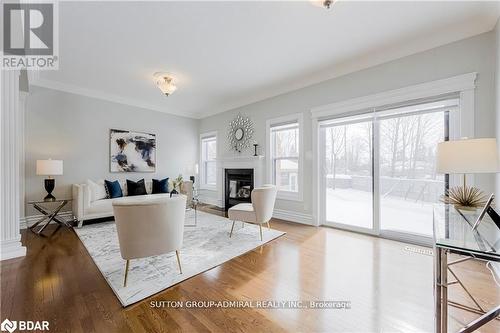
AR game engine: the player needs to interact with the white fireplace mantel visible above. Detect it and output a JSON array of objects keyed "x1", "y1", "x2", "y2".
[
  {"x1": 216, "y1": 155, "x2": 264, "y2": 162},
  {"x1": 215, "y1": 155, "x2": 266, "y2": 209}
]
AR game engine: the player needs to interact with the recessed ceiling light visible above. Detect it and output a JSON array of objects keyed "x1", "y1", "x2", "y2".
[{"x1": 153, "y1": 72, "x2": 177, "y2": 96}]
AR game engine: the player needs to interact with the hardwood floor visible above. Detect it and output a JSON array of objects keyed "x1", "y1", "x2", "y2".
[{"x1": 1, "y1": 209, "x2": 499, "y2": 332}]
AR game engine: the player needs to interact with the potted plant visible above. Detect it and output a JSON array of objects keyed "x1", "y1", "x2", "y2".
[{"x1": 170, "y1": 174, "x2": 183, "y2": 197}]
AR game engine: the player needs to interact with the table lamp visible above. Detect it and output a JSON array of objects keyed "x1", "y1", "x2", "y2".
[
  {"x1": 436, "y1": 138, "x2": 499, "y2": 210},
  {"x1": 36, "y1": 159, "x2": 63, "y2": 201}
]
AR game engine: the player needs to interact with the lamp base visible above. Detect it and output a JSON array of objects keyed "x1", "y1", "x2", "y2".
[
  {"x1": 43, "y1": 193, "x2": 56, "y2": 201},
  {"x1": 44, "y1": 178, "x2": 56, "y2": 201}
]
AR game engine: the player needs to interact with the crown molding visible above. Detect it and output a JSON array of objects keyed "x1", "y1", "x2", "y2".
[
  {"x1": 311, "y1": 72, "x2": 477, "y2": 119},
  {"x1": 31, "y1": 78, "x2": 199, "y2": 119}
]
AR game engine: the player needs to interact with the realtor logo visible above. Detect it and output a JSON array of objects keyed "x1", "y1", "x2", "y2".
[
  {"x1": 2, "y1": 1, "x2": 58, "y2": 69},
  {"x1": 0, "y1": 318, "x2": 49, "y2": 332},
  {"x1": 0, "y1": 319, "x2": 16, "y2": 333}
]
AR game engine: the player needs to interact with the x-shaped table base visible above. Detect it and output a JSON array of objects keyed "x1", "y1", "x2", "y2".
[{"x1": 28, "y1": 200, "x2": 72, "y2": 236}]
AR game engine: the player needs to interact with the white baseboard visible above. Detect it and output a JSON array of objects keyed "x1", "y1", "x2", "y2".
[
  {"x1": 273, "y1": 209, "x2": 314, "y2": 226},
  {"x1": 20, "y1": 211, "x2": 74, "y2": 229},
  {"x1": 0, "y1": 238, "x2": 26, "y2": 261},
  {"x1": 199, "y1": 196, "x2": 223, "y2": 208},
  {"x1": 197, "y1": 197, "x2": 314, "y2": 226}
]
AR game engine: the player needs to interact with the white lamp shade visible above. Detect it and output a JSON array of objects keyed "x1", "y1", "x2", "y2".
[
  {"x1": 36, "y1": 159, "x2": 63, "y2": 176},
  {"x1": 436, "y1": 138, "x2": 499, "y2": 174}
]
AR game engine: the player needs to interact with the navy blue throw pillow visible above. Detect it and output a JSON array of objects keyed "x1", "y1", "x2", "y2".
[
  {"x1": 104, "y1": 180, "x2": 123, "y2": 198},
  {"x1": 152, "y1": 178, "x2": 169, "y2": 194},
  {"x1": 127, "y1": 179, "x2": 147, "y2": 196}
]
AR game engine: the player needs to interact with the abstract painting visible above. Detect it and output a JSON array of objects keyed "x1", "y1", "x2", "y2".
[{"x1": 110, "y1": 129, "x2": 156, "y2": 172}]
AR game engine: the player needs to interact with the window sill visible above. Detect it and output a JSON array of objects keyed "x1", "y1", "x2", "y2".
[
  {"x1": 276, "y1": 191, "x2": 303, "y2": 202},
  {"x1": 199, "y1": 185, "x2": 217, "y2": 191}
]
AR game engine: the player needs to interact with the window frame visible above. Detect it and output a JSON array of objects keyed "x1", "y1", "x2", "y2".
[
  {"x1": 200, "y1": 131, "x2": 218, "y2": 190},
  {"x1": 266, "y1": 113, "x2": 303, "y2": 201}
]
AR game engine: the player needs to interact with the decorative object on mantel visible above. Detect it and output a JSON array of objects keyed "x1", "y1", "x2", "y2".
[
  {"x1": 253, "y1": 141, "x2": 259, "y2": 156},
  {"x1": 227, "y1": 113, "x2": 254, "y2": 153},
  {"x1": 170, "y1": 174, "x2": 183, "y2": 197},
  {"x1": 36, "y1": 159, "x2": 63, "y2": 201},
  {"x1": 110, "y1": 129, "x2": 156, "y2": 173},
  {"x1": 436, "y1": 138, "x2": 499, "y2": 210}
]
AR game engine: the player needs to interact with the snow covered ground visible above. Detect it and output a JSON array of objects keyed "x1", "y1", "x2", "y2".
[{"x1": 326, "y1": 188, "x2": 434, "y2": 236}]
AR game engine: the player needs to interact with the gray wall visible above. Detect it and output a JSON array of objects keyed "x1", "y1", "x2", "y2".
[
  {"x1": 199, "y1": 31, "x2": 497, "y2": 218},
  {"x1": 25, "y1": 86, "x2": 198, "y2": 215},
  {"x1": 496, "y1": 19, "x2": 500, "y2": 198}
]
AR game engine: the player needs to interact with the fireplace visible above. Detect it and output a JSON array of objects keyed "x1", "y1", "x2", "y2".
[{"x1": 225, "y1": 168, "x2": 254, "y2": 210}]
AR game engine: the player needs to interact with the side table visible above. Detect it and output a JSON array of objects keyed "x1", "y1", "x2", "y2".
[{"x1": 27, "y1": 199, "x2": 73, "y2": 236}]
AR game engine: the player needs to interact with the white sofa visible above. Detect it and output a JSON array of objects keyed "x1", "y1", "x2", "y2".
[{"x1": 72, "y1": 179, "x2": 193, "y2": 228}]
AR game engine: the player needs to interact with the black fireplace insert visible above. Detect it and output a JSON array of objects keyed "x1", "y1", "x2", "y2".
[{"x1": 225, "y1": 168, "x2": 254, "y2": 210}]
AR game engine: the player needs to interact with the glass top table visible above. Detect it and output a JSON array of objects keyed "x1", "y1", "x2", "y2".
[
  {"x1": 27, "y1": 198, "x2": 73, "y2": 236},
  {"x1": 433, "y1": 204, "x2": 500, "y2": 333},
  {"x1": 433, "y1": 204, "x2": 500, "y2": 261}
]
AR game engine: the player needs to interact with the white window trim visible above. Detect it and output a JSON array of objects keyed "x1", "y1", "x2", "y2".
[
  {"x1": 199, "y1": 131, "x2": 218, "y2": 191},
  {"x1": 266, "y1": 113, "x2": 304, "y2": 201},
  {"x1": 311, "y1": 72, "x2": 477, "y2": 230}
]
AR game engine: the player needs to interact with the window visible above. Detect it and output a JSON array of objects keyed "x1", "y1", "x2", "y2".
[
  {"x1": 200, "y1": 133, "x2": 217, "y2": 189},
  {"x1": 318, "y1": 98, "x2": 456, "y2": 240},
  {"x1": 266, "y1": 114, "x2": 303, "y2": 200}
]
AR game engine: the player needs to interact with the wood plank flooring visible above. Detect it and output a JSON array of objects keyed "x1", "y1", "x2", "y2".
[{"x1": 1, "y1": 207, "x2": 499, "y2": 332}]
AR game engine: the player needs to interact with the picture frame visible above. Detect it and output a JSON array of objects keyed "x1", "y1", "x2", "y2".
[{"x1": 109, "y1": 129, "x2": 156, "y2": 173}]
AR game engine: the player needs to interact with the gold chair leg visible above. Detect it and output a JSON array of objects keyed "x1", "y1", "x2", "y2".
[
  {"x1": 267, "y1": 221, "x2": 271, "y2": 230},
  {"x1": 259, "y1": 224, "x2": 263, "y2": 241},
  {"x1": 176, "y1": 250, "x2": 182, "y2": 274},
  {"x1": 123, "y1": 259, "x2": 130, "y2": 287},
  {"x1": 229, "y1": 220, "x2": 235, "y2": 238}
]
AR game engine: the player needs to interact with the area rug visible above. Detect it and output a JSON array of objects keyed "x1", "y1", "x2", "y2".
[{"x1": 74, "y1": 210, "x2": 285, "y2": 306}]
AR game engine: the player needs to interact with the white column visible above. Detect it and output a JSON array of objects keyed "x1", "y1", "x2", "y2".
[
  {"x1": 19, "y1": 91, "x2": 27, "y2": 219},
  {"x1": 1, "y1": 70, "x2": 27, "y2": 260}
]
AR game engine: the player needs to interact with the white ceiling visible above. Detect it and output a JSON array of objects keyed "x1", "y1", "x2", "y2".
[{"x1": 36, "y1": 1, "x2": 500, "y2": 119}]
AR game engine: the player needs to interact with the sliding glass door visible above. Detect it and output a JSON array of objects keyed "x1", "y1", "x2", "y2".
[
  {"x1": 319, "y1": 99, "x2": 454, "y2": 243},
  {"x1": 379, "y1": 111, "x2": 446, "y2": 237},
  {"x1": 320, "y1": 118, "x2": 374, "y2": 232}
]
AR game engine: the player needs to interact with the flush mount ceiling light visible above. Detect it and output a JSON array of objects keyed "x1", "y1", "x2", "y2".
[
  {"x1": 310, "y1": 0, "x2": 336, "y2": 10},
  {"x1": 153, "y1": 72, "x2": 177, "y2": 96}
]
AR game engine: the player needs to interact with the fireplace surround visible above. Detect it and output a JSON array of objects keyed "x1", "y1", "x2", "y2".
[{"x1": 225, "y1": 168, "x2": 254, "y2": 210}]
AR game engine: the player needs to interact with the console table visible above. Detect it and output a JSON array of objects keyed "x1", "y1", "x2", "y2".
[
  {"x1": 433, "y1": 205, "x2": 500, "y2": 332},
  {"x1": 27, "y1": 199, "x2": 73, "y2": 236}
]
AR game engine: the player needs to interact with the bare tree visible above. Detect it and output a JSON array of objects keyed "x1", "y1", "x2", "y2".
[
  {"x1": 381, "y1": 117, "x2": 401, "y2": 177},
  {"x1": 327, "y1": 126, "x2": 345, "y2": 189}
]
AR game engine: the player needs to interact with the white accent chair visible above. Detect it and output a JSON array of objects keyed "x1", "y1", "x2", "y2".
[
  {"x1": 112, "y1": 195, "x2": 187, "y2": 287},
  {"x1": 227, "y1": 185, "x2": 277, "y2": 241}
]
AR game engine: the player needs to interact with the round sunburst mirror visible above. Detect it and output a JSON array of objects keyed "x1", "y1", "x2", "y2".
[
  {"x1": 235, "y1": 128, "x2": 244, "y2": 141},
  {"x1": 228, "y1": 114, "x2": 254, "y2": 153}
]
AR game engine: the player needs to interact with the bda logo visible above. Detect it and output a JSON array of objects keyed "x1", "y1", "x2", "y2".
[
  {"x1": 0, "y1": 318, "x2": 49, "y2": 332},
  {"x1": 0, "y1": 319, "x2": 17, "y2": 333}
]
